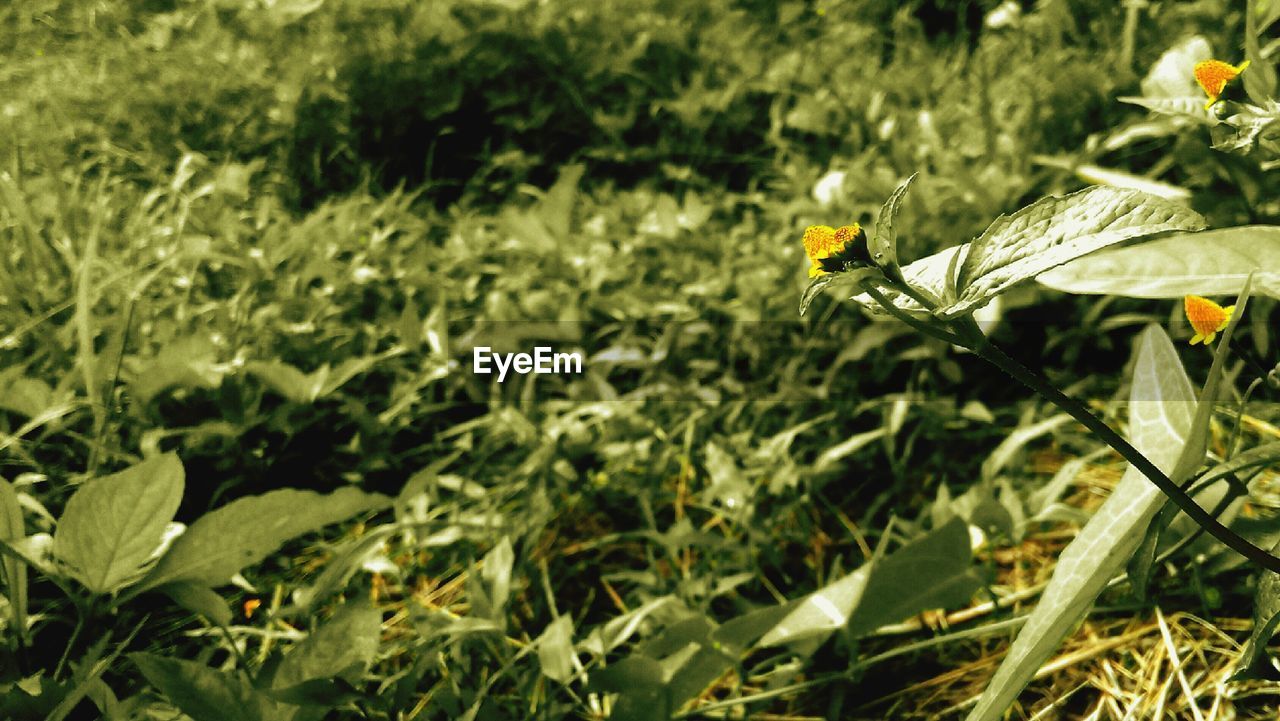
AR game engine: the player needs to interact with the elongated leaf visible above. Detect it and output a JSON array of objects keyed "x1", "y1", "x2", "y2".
[
  {"x1": 757, "y1": 562, "x2": 872, "y2": 647},
  {"x1": 52, "y1": 454, "x2": 185, "y2": 595},
  {"x1": 1117, "y1": 96, "x2": 1216, "y2": 123},
  {"x1": 131, "y1": 653, "x2": 289, "y2": 721},
  {"x1": 0, "y1": 479, "x2": 26, "y2": 641},
  {"x1": 1246, "y1": 0, "x2": 1278, "y2": 105},
  {"x1": 274, "y1": 599, "x2": 382, "y2": 690},
  {"x1": 1036, "y1": 226, "x2": 1280, "y2": 299},
  {"x1": 291, "y1": 525, "x2": 397, "y2": 613},
  {"x1": 134, "y1": 487, "x2": 390, "y2": 593},
  {"x1": 871, "y1": 173, "x2": 917, "y2": 277},
  {"x1": 955, "y1": 187, "x2": 1205, "y2": 316},
  {"x1": 965, "y1": 325, "x2": 1195, "y2": 721},
  {"x1": 846, "y1": 516, "x2": 984, "y2": 636},
  {"x1": 759, "y1": 517, "x2": 980, "y2": 646},
  {"x1": 1233, "y1": 538, "x2": 1280, "y2": 680}
]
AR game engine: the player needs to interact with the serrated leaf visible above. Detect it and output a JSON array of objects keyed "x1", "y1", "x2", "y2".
[
  {"x1": 965, "y1": 325, "x2": 1196, "y2": 721},
  {"x1": 134, "y1": 487, "x2": 390, "y2": 593},
  {"x1": 955, "y1": 187, "x2": 1205, "y2": 317},
  {"x1": 52, "y1": 454, "x2": 185, "y2": 595},
  {"x1": 161, "y1": 582, "x2": 232, "y2": 627},
  {"x1": 871, "y1": 173, "x2": 917, "y2": 276},
  {"x1": 274, "y1": 599, "x2": 382, "y2": 690},
  {"x1": 1117, "y1": 96, "x2": 1217, "y2": 124},
  {"x1": 131, "y1": 653, "x2": 290, "y2": 721},
  {"x1": 1036, "y1": 226, "x2": 1280, "y2": 299}
]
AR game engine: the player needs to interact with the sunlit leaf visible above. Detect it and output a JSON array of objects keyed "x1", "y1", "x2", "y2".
[
  {"x1": 760, "y1": 517, "x2": 980, "y2": 646},
  {"x1": 964, "y1": 325, "x2": 1196, "y2": 721},
  {"x1": 871, "y1": 173, "x2": 917, "y2": 277},
  {"x1": 134, "y1": 487, "x2": 390, "y2": 593},
  {"x1": 52, "y1": 454, "x2": 185, "y2": 595},
  {"x1": 536, "y1": 614, "x2": 577, "y2": 684},
  {"x1": 955, "y1": 187, "x2": 1205, "y2": 316},
  {"x1": 1037, "y1": 226, "x2": 1280, "y2": 299}
]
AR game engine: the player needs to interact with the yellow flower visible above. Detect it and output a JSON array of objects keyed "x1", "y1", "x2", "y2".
[
  {"x1": 1184, "y1": 295, "x2": 1235, "y2": 345},
  {"x1": 802, "y1": 223, "x2": 866, "y2": 277},
  {"x1": 1194, "y1": 59, "x2": 1250, "y2": 109}
]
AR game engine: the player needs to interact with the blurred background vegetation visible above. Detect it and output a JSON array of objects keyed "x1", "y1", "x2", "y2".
[{"x1": 2, "y1": 0, "x2": 1278, "y2": 718}]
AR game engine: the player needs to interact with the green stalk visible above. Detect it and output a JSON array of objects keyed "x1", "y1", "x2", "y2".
[{"x1": 858, "y1": 275, "x2": 1280, "y2": 574}]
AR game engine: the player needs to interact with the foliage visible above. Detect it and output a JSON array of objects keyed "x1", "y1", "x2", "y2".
[{"x1": 2, "y1": 0, "x2": 1280, "y2": 720}]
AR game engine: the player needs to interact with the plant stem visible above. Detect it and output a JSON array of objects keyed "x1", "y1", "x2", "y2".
[
  {"x1": 969, "y1": 336, "x2": 1280, "y2": 574},
  {"x1": 858, "y1": 281, "x2": 966, "y2": 346},
  {"x1": 859, "y1": 272, "x2": 1280, "y2": 573}
]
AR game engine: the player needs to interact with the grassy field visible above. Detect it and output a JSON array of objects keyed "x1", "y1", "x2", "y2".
[{"x1": 2, "y1": 0, "x2": 1280, "y2": 719}]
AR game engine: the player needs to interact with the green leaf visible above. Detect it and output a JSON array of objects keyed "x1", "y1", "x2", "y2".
[
  {"x1": 1246, "y1": 0, "x2": 1278, "y2": 105},
  {"x1": 845, "y1": 516, "x2": 984, "y2": 636},
  {"x1": 964, "y1": 325, "x2": 1196, "y2": 721},
  {"x1": 1233, "y1": 538, "x2": 1280, "y2": 680},
  {"x1": 129, "y1": 335, "x2": 225, "y2": 405},
  {"x1": 134, "y1": 487, "x2": 390, "y2": 593},
  {"x1": 1036, "y1": 226, "x2": 1280, "y2": 299},
  {"x1": 482, "y1": 536, "x2": 514, "y2": 617},
  {"x1": 0, "y1": 478, "x2": 26, "y2": 642},
  {"x1": 160, "y1": 582, "x2": 232, "y2": 628},
  {"x1": 798, "y1": 267, "x2": 881, "y2": 317},
  {"x1": 244, "y1": 360, "x2": 328, "y2": 403},
  {"x1": 536, "y1": 614, "x2": 576, "y2": 684},
  {"x1": 291, "y1": 525, "x2": 397, "y2": 613},
  {"x1": 955, "y1": 187, "x2": 1205, "y2": 316},
  {"x1": 871, "y1": 173, "x2": 917, "y2": 279},
  {"x1": 759, "y1": 517, "x2": 980, "y2": 646},
  {"x1": 848, "y1": 244, "x2": 968, "y2": 318},
  {"x1": 756, "y1": 561, "x2": 872, "y2": 647},
  {"x1": 52, "y1": 454, "x2": 185, "y2": 595},
  {"x1": 589, "y1": 656, "x2": 669, "y2": 721},
  {"x1": 131, "y1": 653, "x2": 290, "y2": 721},
  {"x1": 273, "y1": 599, "x2": 382, "y2": 690},
  {"x1": 1116, "y1": 96, "x2": 1216, "y2": 124}
]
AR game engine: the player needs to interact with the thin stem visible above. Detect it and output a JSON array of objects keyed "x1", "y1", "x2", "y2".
[
  {"x1": 970, "y1": 337, "x2": 1280, "y2": 574},
  {"x1": 54, "y1": 608, "x2": 86, "y2": 680},
  {"x1": 858, "y1": 280, "x2": 966, "y2": 346}
]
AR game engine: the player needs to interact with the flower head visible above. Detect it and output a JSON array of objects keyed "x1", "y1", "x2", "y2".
[
  {"x1": 1184, "y1": 295, "x2": 1235, "y2": 345},
  {"x1": 802, "y1": 223, "x2": 868, "y2": 277},
  {"x1": 1194, "y1": 59, "x2": 1250, "y2": 109}
]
